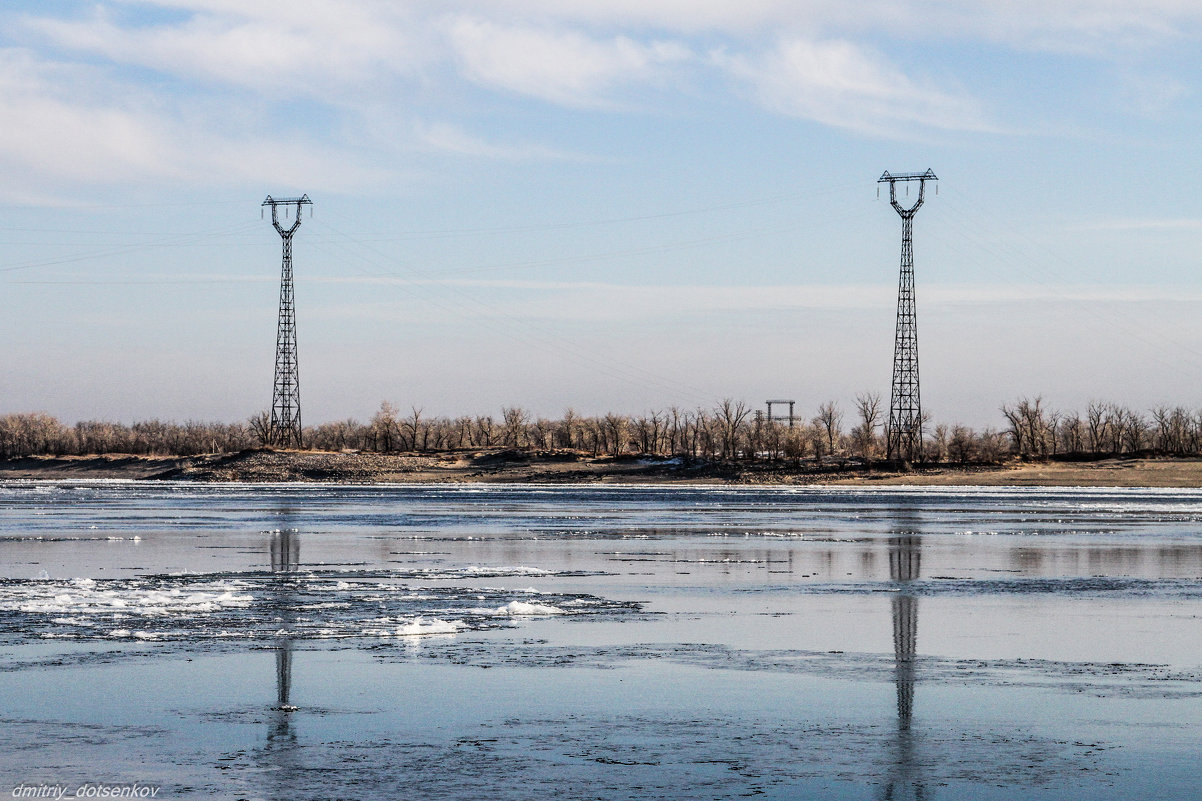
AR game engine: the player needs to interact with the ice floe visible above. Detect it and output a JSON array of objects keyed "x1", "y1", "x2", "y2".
[{"x1": 0, "y1": 568, "x2": 639, "y2": 644}]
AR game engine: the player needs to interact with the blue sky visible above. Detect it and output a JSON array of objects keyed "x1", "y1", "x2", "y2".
[{"x1": 3, "y1": 1, "x2": 1202, "y2": 428}]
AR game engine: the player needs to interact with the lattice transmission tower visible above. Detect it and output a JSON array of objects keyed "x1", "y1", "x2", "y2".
[
  {"x1": 263, "y1": 194, "x2": 311, "y2": 449},
  {"x1": 878, "y1": 170, "x2": 936, "y2": 464}
]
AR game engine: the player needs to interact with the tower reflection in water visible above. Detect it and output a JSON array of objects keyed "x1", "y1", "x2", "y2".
[
  {"x1": 883, "y1": 522, "x2": 925, "y2": 801},
  {"x1": 268, "y1": 525, "x2": 300, "y2": 745}
]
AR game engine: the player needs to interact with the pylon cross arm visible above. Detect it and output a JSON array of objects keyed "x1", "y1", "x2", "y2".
[
  {"x1": 878, "y1": 170, "x2": 937, "y2": 183},
  {"x1": 262, "y1": 195, "x2": 312, "y2": 206}
]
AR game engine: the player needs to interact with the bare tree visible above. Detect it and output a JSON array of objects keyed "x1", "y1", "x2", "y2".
[
  {"x1": 1105, "y1": 404, "x2": 1126, "y2": 454},
  {"x1": 807, "y1": 421, "x2": 828, "y2": 460},
  {"x1": 582, "y1": 417, "x2": 603, "y2": 457},
  {"x1": 714, "y1": 399, "x2": 750, "y2": 459},
  {"x1": 948, "y1": 425, "x2": 974, "y2": 463},
  {"x1": 249, "y1": 412, "x2": 272, "y2": 447},
  {"x1": 601, "y1": 413, "x2": 628, "y2": 456},
  {"x1": 501, "y1": 407, "x2": 529, "y2": 449},
  {"x1": 931, "y1": 423, "x2": 949, "y2": 462},
  {"x1": 1060, "y1": 411, "x2": 1083, "y2": 455},
  {"x1": 1123, "y1": 409, "x2": 1147, "y2": 454},
  {"x1": 530, "y1": 418, "x2": 555, "y2": 450},
  {"x1": 1046, "y1": 411, "x2": 1062, "y2": 457},
  {"x1": 1086, "y1": 401, "x2": 1107, "y2": 455},
  {"x1": 667, "y1": 407, "x2": 686, "y2": 457},
  {"x1": 852, "y1": 392, "x2": 882, "y2": 461},
  {"x1": 369, "y1": 402, "x2": 400, "y2": 452},
  {"x1": 474, "y1": 416, "x2": 495, "y2": 448},
  {"x1": 557, "y1": 408, "x2": 579, "y2": 449},
  {"x1": 976, "y1": 429, "x2": 1006, "y2": 463},
  {"x1": 450, "y1": 416, "x2": 473, "y2": 449},
  {"x1": 404, "y1": 407, "x2": 425, "y2": 452},
  {"x1": 15, "y1": 395, "x2": 1202, "y2": 466},
  {"x1": 783, "y1": 425, "x2": 807, "y2": 463},
  {"x1": 1021, "y1": 397, "x2": 1049, "y2": 458},
  {"x1": 1150, "y1": 406, "x2": 1190, "y2": 455},
  {"x1": 1002, "y1": 397, "x2": 1050, "y2": 458},
  {"x1": 814, "y1": 401, "x2": 844, "y2": 458}
]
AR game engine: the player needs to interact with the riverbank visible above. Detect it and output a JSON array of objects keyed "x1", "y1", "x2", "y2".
[{"x1": 2, "y1": 449, "x2": 1202, "y2": 487}]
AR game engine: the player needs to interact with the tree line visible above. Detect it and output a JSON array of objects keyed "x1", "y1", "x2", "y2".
[
  {"x1": 1, "y1": 395, "x2": 1197, "y2": 464},
  {"x1": 0, "y1": 413, "x2": 256, "y2": 459},
  {"x1": 998, "y1": 397, "x2": 1202, "y2": 459}
]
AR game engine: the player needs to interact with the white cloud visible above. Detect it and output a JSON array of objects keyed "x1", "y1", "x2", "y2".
[
  {"x1": 446, "y1": 0, "x2": 848, "y2": 33},
  {"x1": 0, "y1": 51, "x2": 178, "y2": 186},
  {"x1": 5, "y1": 0, "x2": 1199, "y2": 201},
  {"x1": 714, "y1": 37, "x2": 995, "y2": 135},
  {"x1": 1114, "y1": 71, "x2": 1190, "y2": 118},
  {"x1": 448, "y1": 0, "x2": 1202, "y2": 52},
  {"x1": 0, "y1": 47, "x2": 384, "y2": 201},
  {"x1": 23, "y1": 2, "x2": 426, "y2": 100},
  {"x1": 956, "y1": 0, "x2": 1202, "y2": 53},
  {"x1": 413, "y1": 121, "x2": 581, "y2": 161},
  {"x1": 445, "y1": 16, "x2": 691, "y2": 107}
]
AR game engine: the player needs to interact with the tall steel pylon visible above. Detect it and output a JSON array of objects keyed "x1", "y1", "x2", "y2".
[
  {"x1": 263, "y1": 194, "x2": 311, "y2": 449},
  {"x1": 878, "y1": 170, "x2": 936, "y2": 464}
]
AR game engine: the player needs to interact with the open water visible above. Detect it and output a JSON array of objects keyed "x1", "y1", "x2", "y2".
[{"x1": 1, "y1": 481, "x2": 1200, "y2": 800}]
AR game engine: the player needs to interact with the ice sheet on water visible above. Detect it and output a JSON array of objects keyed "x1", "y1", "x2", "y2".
[
  {"x1": 361, "y1": 618, "x2": 465, "y2": 637},
  {"x1": 383, "y1": 640, "x2": 1202, "y2": 699},
  {"x1": 0, "y1": 567, "x2": 639, "y2": 644},
  {"x1": 472, "y1": 601, "x2": 566, "y2": 616},
  {"x1": 465, "y1": 565, "x2": 551, "y2": 576},
  {"x1": 730, "y1": 575, "x2": 1202, "y2": 599},
  {"x1": 396, "y1": 566, "x2": 605, "y2": 580}
]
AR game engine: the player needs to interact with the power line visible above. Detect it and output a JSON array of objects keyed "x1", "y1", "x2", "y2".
[
  {"x1": 934, "y1": 185, "x2": 1202, "y2": 377},
  {"x1": 0, "y1": 221, "x2": 261, "y2": 274},
  {"x1": 306, "y1": 213, "x2": 719, "y2": 408}
]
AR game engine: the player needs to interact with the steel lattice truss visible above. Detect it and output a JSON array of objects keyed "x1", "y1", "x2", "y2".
[
  {"x1": 878, "y1": 170, "x2": 936, "y2": 463},
  {"x1": 263, "y1": 194, "x2": 311, "y2": 449}
]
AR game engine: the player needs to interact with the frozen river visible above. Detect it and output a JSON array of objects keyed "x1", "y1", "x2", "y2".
[{"x1": 1, "y1": 481, "x2": 1200, "y2": 799}]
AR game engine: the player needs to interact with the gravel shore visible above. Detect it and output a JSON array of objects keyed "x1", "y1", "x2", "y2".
[{"x1": 3, "y1": 449, "x2": 1202, "y2": 487}]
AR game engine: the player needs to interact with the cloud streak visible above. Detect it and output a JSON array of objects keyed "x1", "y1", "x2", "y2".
[
  {"x1": 0, "y1": 46, "x2": 386, "y2": 202},
  {"x1": 293, "y1": 278, "x2": 1202, "y2": 323},
  {"x1": 445, "y1": 16, "x2": 691, "y2": 108},
  {"x1": 413, "y1": 121, "x2": 587, "y2": 161},
  {"x1": 23, "y1": 2, "x2": 426, "y2": 99},
  {"x1": 3, "y1": 0, "x2": 1200, "y2": 200},
  {"x1": 713, "y1": 38, "x2": 996, "y2": 135}
]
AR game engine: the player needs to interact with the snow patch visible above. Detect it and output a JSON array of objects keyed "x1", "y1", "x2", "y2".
[
  {"x1": 475, "y1": 601, "x2": 566, "y2": 616},
  {"x1": 363, "y1": 617, "x2": 464, "y2": 637}
]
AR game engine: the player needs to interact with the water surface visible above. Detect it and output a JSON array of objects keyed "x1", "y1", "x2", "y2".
[{"x1": 1, "y1": 482, "x2": 1200, "y2": 799}]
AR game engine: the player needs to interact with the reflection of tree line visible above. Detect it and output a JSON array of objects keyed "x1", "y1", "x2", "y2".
[{"x1": 1011, "y1": 543, "x2": 1202, "y2": 577}]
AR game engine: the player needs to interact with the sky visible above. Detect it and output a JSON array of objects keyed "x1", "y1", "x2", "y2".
[{"x1": 3, "y1": 1, "x2": 1202, "y2": 429}]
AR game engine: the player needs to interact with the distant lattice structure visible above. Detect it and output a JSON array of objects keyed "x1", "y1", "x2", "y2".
[
  {"x1": 878, "y1": 170, "x2": 936, "y2": 463},
  {"x1": 263, "y1": 194, "x2": 311, "y2": 449}
]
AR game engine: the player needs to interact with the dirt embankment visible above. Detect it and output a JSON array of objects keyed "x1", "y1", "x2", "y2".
[
  {"x1": 2, "y1": 450, "x2": 1202, "y2": 487},
  {"x1": 0, "y1": 450, "x2": 715, "y2": 484},
  {"x1": 0, "y1": 454, "x2": 202, "y2": 480}
]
